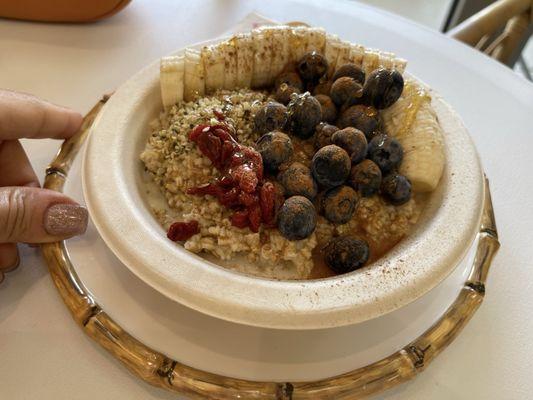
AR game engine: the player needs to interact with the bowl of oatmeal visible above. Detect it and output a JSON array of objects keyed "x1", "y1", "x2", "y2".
[{"x1": 83, "y1": 26, "x2": 484, "y2": 329}]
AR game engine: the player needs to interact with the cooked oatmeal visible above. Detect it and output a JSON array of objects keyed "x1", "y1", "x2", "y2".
[{"x1": 140, "y1": 88, "x2": 424, "y2": 280}]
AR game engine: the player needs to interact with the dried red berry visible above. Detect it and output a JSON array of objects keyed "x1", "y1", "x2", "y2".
[
  {"x1": 248, "y1": 204, "x2": 262, "y2": 233},
  {"x1": 188, "y1": 124, "x2": 209, "y2": 141},
  {"x1": 218, "y1": 175, "x2": 235, "y2": 188},
  {"x1": 213, "y1": 109, "x2": 225, "y2": 121},
  {"x1": 187, "y1": 122, "x2": 270, "y2": 233},
  {"x1": 220, "y1": 140, "x2": 236, "y2": 166},
  {"x1": 231, "y1": 210, "x2": 249, "y2": 229},
  {"x1": 187, "y1": 183, "x2": 222, "y2": 197},
  {"x1": 238, "y1": 191, "x2": 258, "y2": 207},
  {"x1": 167, "y1": 220, "x2": 200, "y2": 241},
  {"x1": 219, "y1": 187, "x2": 241, "y2": 208}
]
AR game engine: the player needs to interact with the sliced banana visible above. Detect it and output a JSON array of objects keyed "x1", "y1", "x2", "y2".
[
  {"x1": 289, "y1": 26, "x2": 309, "y2": 63},
  {"x1": 381, "y1": 81, "x2": 445, "y2": 192},
  {"x1": 305, "y1": 27, "x2": 326, "y2": 53},
  {"x1": 220, "y1": 41, "x2": 237, "y2": 90},
  {"x1": 201, "y1": 45, "x2": 225, "y2": 94},
  {"x1": 251, "y1": 28, "x2": 273, "y2": 88},
  {"x1": 362, "y1": 47, "x2": 381, "y2": 76},
  {"x1": 335, "y1": 40, "x2": 352, "y2": 68},
  {"x1": 232, "y1": 33, "x2": 254, "y2": 89},
  {"x1": 160, "y1": 55, "x2": 184, "y2": 110},
  {"x1": 349, "y1": 43, "x2": 365, "y2": 68},
  {"x1": 393, "y1": 57, "x2": 407, "y2": 74},
  {"x1": 258, "y1": 26, "x2": 291, "y2": 83},
  {"x1": 324, "y1": 34, "x2": 342, "y2": 77},
  {"x1": 378, "y1": 50, "x2": 395, "y2": 69},
  {"x1": 183, "y1": 49, "x2": 205, "y2": 101},
  {"x1": 167, "y1": 26, "x2": 410, "y2": 113}
]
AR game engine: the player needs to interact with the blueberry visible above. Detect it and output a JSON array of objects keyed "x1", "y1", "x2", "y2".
[
  {"x1": 314, "y1": 94, "x2": 337, "y2": 123},
  {"x1": 278, "y1": 162, "x2": 318, "y2": 200},
  {"x1": 349, "y1": 159, "x2": 382, "y2": 197},
  {"x1": 381, "y1": 173, "x2": 411, "y2": 205},
  {"x1": 275, "y1": 71, "x2": 304, "y2": 92},
  {"x1": 337, "y1": 105, "x2": 380, "y2": 140},
  {"x1": 287, "y1": 92, "x2": 322, "y2": 139},
  {"x1": 275, "y1": 83, "x2": 301, "y2": 105},
  {"x1": 277, "y1": 196, "x2": 317, "y2": 240},
  {"x1": 367, "y1": 134, "x2": 403, "y2": 174},
  {"x1": 331, "y1": 127, "x2": 367, "y2": 164},
  {"x1": 324, "y1": 236, "x2": 369, "y2": 274},
  {"x1": 363, "y1": 68, "x2": 404, "y2": 109},
  {"x1": 254, "y1": 101, "x2": 288, "y2": 134},
  {"x1": 314, "y1": 123, "x2": 339, "y2": 150},
  {"x1": 330, "y1": 77, "x2": 363, "y2": 107},
  {"x1": 322, "y1": 185, "x2": 359, "y2": 224},
  {"x1": 256, "y1": 131, "x2": 293, "y2": 171},
  {"x1": 311, "y1": 144, "x2": 351, "y2": 188},
  {"x1": 332, "y1": 63, "x2": 365, "y2": 85},
  {"x1": 298, "y1": 52, "x2": 328, "y2": 83}
]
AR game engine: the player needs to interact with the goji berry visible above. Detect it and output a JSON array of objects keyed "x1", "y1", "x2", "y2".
[
  {"x1": 167, "y1": 220, "x2": 200, "y2": 241},
  {"x1": 231, "y1": 210, "x2": 249, "y2": 229},
  {"x1": 213, "y1": 110, "x2": 225, "y2": 121},
  {"x1": 248, "y1": 204, "x2": 262, "y2": 233}
]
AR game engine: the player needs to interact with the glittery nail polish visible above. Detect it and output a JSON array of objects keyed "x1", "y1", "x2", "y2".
[{"x1": 43, "y1": 204, "x2": 88, "y2": 237}]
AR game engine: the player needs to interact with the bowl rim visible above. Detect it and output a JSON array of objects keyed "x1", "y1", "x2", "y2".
[{"x1": 82, "y1": 36, "x2": 484, "y2": 330}]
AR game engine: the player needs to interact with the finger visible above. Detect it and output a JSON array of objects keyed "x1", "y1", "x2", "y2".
[
  {"x1": 0, "y1": 90, "x2": 83, "y2": 140},
  {"x1": 0, "y1": 140, "x2": 40, "y2": 187},
  {"x1": 0, "y1": 243, "x2": 19, "y2": 272},
  {"x1": 0, "y1": 186, "x2": 88, "y2": 243}
]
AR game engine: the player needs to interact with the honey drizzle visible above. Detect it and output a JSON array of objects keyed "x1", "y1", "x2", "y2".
[{"x1": 394, "y1": 82, "x2": 431, "y2": 140}]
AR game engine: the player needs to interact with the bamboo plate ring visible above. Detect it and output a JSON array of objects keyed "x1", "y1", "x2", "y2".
[{"x1": 41, "y1": 95, "x2": 499, "y2": 399}]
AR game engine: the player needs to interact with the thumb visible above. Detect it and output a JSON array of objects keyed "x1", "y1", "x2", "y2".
[{"x1": 0, "y1": 187, "x2": 88, "y2": 243}]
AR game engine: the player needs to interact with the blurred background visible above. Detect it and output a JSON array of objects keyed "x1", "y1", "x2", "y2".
[{"x1": 358, "y1": 0, "x2": 533, "y2": 80}]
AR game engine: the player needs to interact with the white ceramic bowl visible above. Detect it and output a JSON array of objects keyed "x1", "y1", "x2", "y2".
[{"x1": 82, "y1": 38, "x2": 484, "y2": 330}]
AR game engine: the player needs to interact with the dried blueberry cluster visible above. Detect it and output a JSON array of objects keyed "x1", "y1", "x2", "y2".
[{"x1": 254, "y1": 52, "x2": 410, "y2": 273}]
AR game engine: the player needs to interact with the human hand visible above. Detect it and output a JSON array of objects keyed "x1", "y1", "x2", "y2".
[{"x1": 0, "y1": 90, "x2": 87, "y2": 283}]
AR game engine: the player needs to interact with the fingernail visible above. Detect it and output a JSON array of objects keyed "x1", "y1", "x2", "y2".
[{"x1": 44, "y1": 204, "x2": 88, "y2": 237}]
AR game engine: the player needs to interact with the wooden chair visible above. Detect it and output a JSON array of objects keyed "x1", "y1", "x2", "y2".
[{"x1": 447, "y1": 0, "x2": 533, "y2": 66}]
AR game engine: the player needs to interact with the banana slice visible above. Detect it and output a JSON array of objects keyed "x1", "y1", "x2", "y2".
[
  {"x1": 289, "y1": 26, "x2": 309, "y2": 63},
  {"x1": 305, "y1": 27, "x2": 326, "y2": 53},
  {"x1": 183, "y1": 49, "x2": 205, "y2": 101},
  {"x1": 335, "y1": 40, "x2": 352, "y2": 70},
  {"x1": 378, "y1": 50, "x2": 395, "y2": 69},
  {"x1": 362, "y1": 47, "x2": 381, "y2": 76},
  {"x1": 202, "y1": 45, "x2": 225, "y2": 94},
  {"x1": 220, "y1": 41, "x2": 238, "y2": 90},
  {"x1": 349, "y1": 43, "x2": 365, "y2": 68},
  {"x1": 324, "y1": 34, "x2": 342, "y2": 77},
  {"x1": 381, "y1": 81, "x2": 445, "y2": 192},
  {"x1": 160, "y1": 55, "x2": 184, "y2": 110},
  {"x1": 233, "y1": 33, "x2": 254, "y2": 89},
  {"x1": 258, "y1": 26, "x2": 291, "y2": 83},
  {"x1": 393, "y1": 57, "x2": 407, "y2": 74},
  {"x1": 251, "y1": 28, "x2": 273, "y2": 88}
]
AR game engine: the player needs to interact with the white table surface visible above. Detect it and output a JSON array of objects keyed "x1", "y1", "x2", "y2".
[{"x1": 1, "y1": 1, "x2": 532, "y2": 399}]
